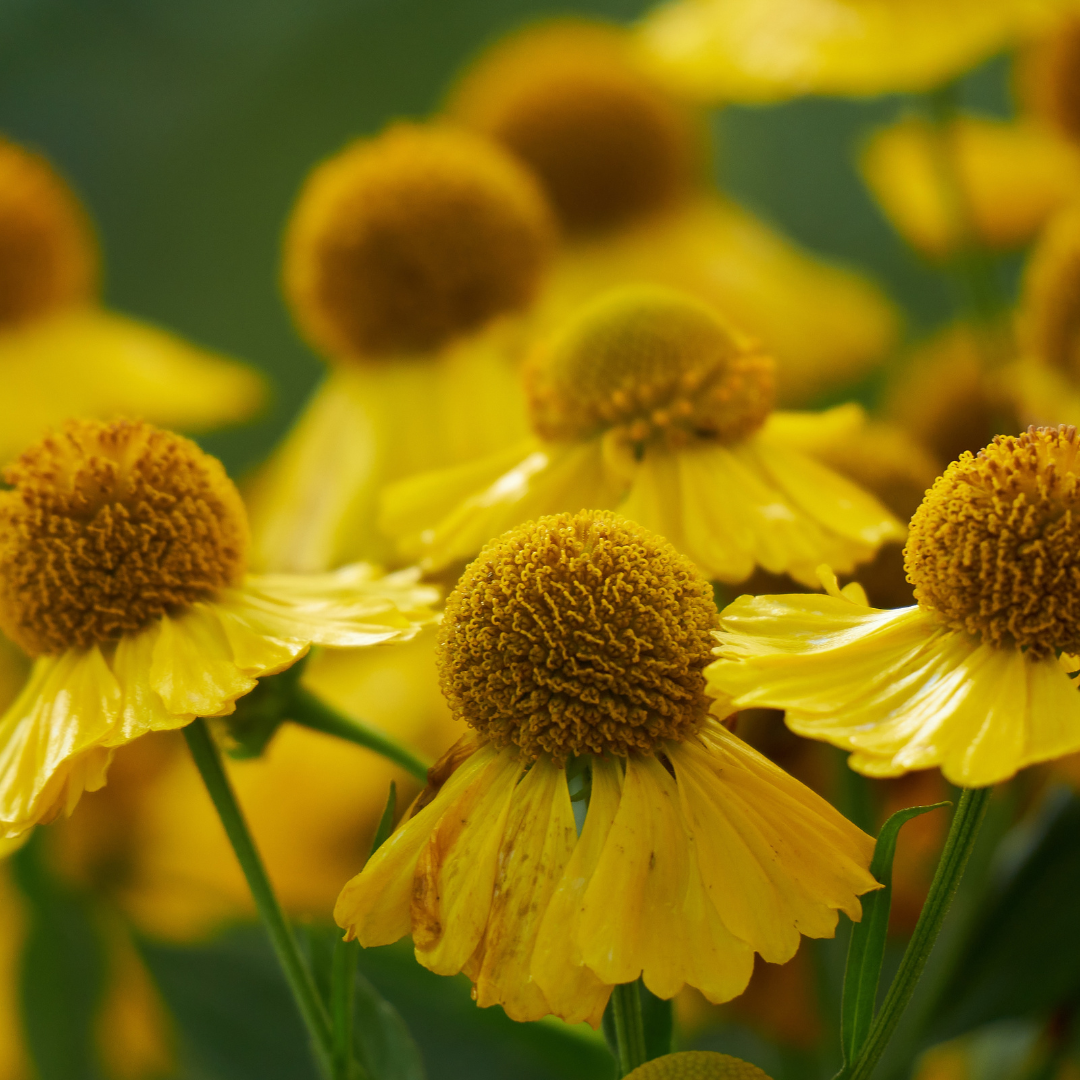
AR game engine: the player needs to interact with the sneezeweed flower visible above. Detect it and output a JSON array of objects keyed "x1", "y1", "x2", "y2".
[
  {"x1": 446, "y1": 19, "x2": 898, "y2": 405},
  {"x1": 706, "y1": 426, "x2": 1080, "y2": 788},
  {"x1": 625, "y1": 1052, "x2": 773, "y2": 1079},
  {"x1": 381, "y1": 286, "x2": 904, "y2": 586},
  {"x1": 335, "y1": 512, "x2": 879, "y2": 1024},
  {"x1": 635, "y1": 0, "x2": 1079, "y2": 102},
  {"x1": 246, "y1": 121, "x2": 556, "y2": 571},
  {"x1": 1016, "y1": 17, "x2": 1080, "y2": 144},
  {"x1": 0, "y1": 136, "x2": 263, "y2": 463},
  {"x1": 860, "y1": 114, "x2": 1080, "y2": 259},
  {"x1": 0, "y1": 418, "x2": 437, "y2": 839}
]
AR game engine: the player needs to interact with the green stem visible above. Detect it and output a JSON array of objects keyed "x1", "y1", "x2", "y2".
[
  {"x1": 843, "y1": 786, "x2": 991, "y2": 1080},
  {"x1": 331, "y1": 938, "x2": 361, "y2": 1080},
  {"x1": 611, "y1": 982, "x2": 648, "y2": 1077},
  {"x1": 287, "y1": 684, "x2": 430, "y2": 783},
  {"x1": 184, "y1": 718, "x2": 334, "y2": 1074}
]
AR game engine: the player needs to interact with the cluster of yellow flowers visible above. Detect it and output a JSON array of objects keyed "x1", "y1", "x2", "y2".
[{"x1": 4, "y1": 4, "x2": 1080, "y2": 1080}]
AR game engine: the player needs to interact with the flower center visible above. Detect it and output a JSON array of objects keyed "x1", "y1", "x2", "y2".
[
  {"x1": 0, "y1": 420, "x2": 249, "y2": 656},
  {"x1": 624, "y1": 1051, "x2": 772, "y2": 1079},
  {"x1": 1019, "y1": 205, "x2": 1080, "y2": 379},
  {"x1": 525, "y1": 285, "x2": 775, "y2": 448},
  {"x1": 435, "y1": 510, "x2": 718, "y2": 762},
  {"x1": 904, "y1": 425, "x2": 1080, "y2": 657},
  {"x1": 0, "y1": 138, "x2": 96, "y2": 328},
  {"x1": 447, "y1": 20, "x2": 699, "y2": 236},
  {"x1": 283, "y1": 122, "x2": 555, "y2": 360}
]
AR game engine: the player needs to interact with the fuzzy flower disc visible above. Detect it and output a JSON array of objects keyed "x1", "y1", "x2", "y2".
[
  {"x1": 283, "y1": 122, "x2": 556, "y2": 359},
  {"x1": 435, "y1": 510, "x2": 718, "y2": 761},
  {"x1": 905, "y1": 425, "x2": 1080, "y2": 657},
  {"x1": 525, "y1": 285, "x2": 775, "y2": 448},
  {"x1": 625, "y1": 1052, "x2": 773, "y2": 1079},
  {"x1": 0, "y1": 419, "x2": 249, "y2": 656}
]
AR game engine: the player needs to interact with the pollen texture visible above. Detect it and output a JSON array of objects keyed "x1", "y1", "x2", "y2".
[
  {"x1": 905, "y1": 426, "x2": 1080, "y2": 657},
  {"x1": 525, "y1": 285, "x2": 775, "y2": 448},
  {"x1": 0, "y1": 138, "x2": 96, "y2": 328},
  {"x1": 283, "y1": 122, "x2": 556, "y2": 359},
  {"x1": 0, "y1": 419, "x2": 249, "y2": 656},
  {"x1": 447, "y1": 20, "x2": 698, "y2": 236},
  {"x1": 625, "y1": 1051, "x2": 773, "y2": 1079},
  {"x1": 436, "y1": 510, "x2": 718, "y2": 761}
]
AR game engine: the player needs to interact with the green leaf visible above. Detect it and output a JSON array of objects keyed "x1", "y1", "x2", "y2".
[
  {"x1": 12, "y1": 833, "x2": 107, "y2": 1080},
  {"x1": 353, "y1": 967, "x2": 426, "y2": 1080},
  {"x1": 840, "y1": 801, "x2": 950, "y2": 1065},
  {"x1": 369, "y1": 783, "x2": 397, "y2": 859},
  {"x1": 925, "y1": 787, "x2": 1080, "y2": 1042}
]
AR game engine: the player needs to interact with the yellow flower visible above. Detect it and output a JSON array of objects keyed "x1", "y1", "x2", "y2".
[
  {"x1": 447, "y1": 19, "x2": 898, "y2": 405},
  {"x1": 860, "y1": 114, "x2": 1080, "y2": 258},
  {"x1": 706, "y1": 426, "x2": 1080, "y2": 787},
  {"x1": 334, "y1": 512, "x2": 878, "y2": 1024},
  {"x1": 247, "y1": 122, "x2": 556, "y2": 571},
  {"x1": 0, "y1": 418, "x2": 436, "y2": 840},
  {"x1": 381, "y1": 286, "x2": 905, "y2": 586},
  {"x1": 625, "y1": 1052, "x2": 773, "y2": 1079},
  {"x1": 634, "y1": 0, "x2": 1079, "y2": 102},
  {"x1": 0, "y1": 137, "x2": 263, "y2": 463},
  {"x1": 1016, "y1": 16, "x2": 1080, "y2": 143}
]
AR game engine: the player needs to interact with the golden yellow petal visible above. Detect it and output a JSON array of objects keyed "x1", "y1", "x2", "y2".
[
  {"x1": 861, "y1": 115, "x2": 1080, "y2": 257},
  {"x1": 416, "y1": 440, "x2": 628, "y2": 571},
  {"x1": 635, "y1": 0, "x2": 1075, "y2": 102},
  {"x1": 246, "y1": 326, "x2": 530, "y2": 571},
  {"x1": 532, "y1": 756, "x2": 622, "y2": 1027},
  {"x1": 333, "y1": 742, "x2": 500, "y2": 945},
  {"x1": 0, "y1": 307, "x2": 264, "y2": 464},
  {"x1": 472, "y1": 757, "x2": 578, "y2": 1022},
  {"x1": 537, "y1": 195, "x2": 898, "y2": 406}
]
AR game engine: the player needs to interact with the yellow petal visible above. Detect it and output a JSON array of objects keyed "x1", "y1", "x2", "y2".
[
  {"x1": 246, "y1": 326, "x2": 530, "y2": 571},
  {"x1": 635, "y1": 0, "x2": 1075, "y2": 102},
  {"x1": 0, "y1": 306, "x2": 264, "y2": 464},
  {"x1": 532, "y1": 757, "x2": 622, "y2": 1027},
  {"x1": 334, "y1": 742, "x2": 500, "y2": 945},
  {"x1": 415, "y1": 440, "x2": 627, "y2": 571},
  {"x1": 472, "y1": 757, "x2": 579, "y2": 1022},
  {"x1": 861, "y1": 114, "x2": 1080, "y2": 257},
  {"x1": 412, "y1": 748, "x2": 524, "y2": 975},
  {"x1": 709, "y1": 593, "x2": 1080, "y2": 786},
  {"x1": 537, "y1": 195, "x2": 898, "y2": 406}
]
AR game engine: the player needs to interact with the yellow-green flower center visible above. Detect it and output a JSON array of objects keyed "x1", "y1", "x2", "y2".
[
  {"x1": 447, "y1": 20, "x2": 699, "y2": 236},
  {"x1": 0, "y1": 138, "x2": 96, "y2": 328},
  {"x1": 905, "y1": 425, "x2": 1080, "y2": 657},
  {"x1": 625, "y1": 1052, "x2": 773, "y2": 1079},
  {"x1": 435, "y1": 510, "x2": 718, "y2": 762},
  {"x1": 283, "y1": 122, "x2": 556, "y2": 360},
  {"x1": 525, "y1": 285, "x2": 775, "y2": 448},
  {"x1": 0, "y1": 419, "x2": 249, "y2": 656}
]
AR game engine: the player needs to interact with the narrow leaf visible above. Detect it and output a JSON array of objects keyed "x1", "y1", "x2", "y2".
[
  {"x1": 840, "y1": 801, "x2": 950, "y2": 1065},
  {"x1": 353, "y1": 969, "x2": 426, "y2": 1080},
  {"x1": 369, "y1": 782, "x2": 397, "y2": 860}
]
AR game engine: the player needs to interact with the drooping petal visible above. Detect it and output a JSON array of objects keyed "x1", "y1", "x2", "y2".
[
  {"x1": 334, "y1": 742, "x2": 500, "y2": 945},
  {"x1": 531, "y1": 756, "x2": 622, "y2": 1027},
  {"x1": 708, "y1": 592, "x2": 1080, "y2": 787},
  {"x1": 471, "y1": 757, "x2": 579, "y2": 1022}
]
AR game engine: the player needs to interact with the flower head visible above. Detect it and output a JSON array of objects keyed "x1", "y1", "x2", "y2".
[
  {"x1": 706, "y1": 426, "x2": 1080, "y2": 787},
  {"x1": 447, "y1": 20, "x2": 699, "y2": 236},
  {"x1": 625, "y1": 1053, "x2": 773, "y2": 1079},
  {"x1": 1017, "y1": 18, "x2": 1080, "y2": 142},
  {"x1": 284, "y1": 122, "x2": 556, "y2": 360},
  {"x1": 0, "y1": 419, "x2": 437, "y2": 838},
  {"x1": 336, "y1": 511, "x2": 877, "y2": 1024},
  {"x1": 525, "y1": 285, "x2": 774, "y2": 448}
]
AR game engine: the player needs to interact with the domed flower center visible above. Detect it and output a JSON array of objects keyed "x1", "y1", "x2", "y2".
[
  {"x1": 435, "y1": 510, "x2": 718, "y2": 762},
  {"x1": 283, "y1": 122, "x2": 556, "y2": 360},
  {"x1": 0, "y1": 139, "x2": 96, "y2": 328},
  {"x1": 905, "y1": 426, "x2": 1080, "y2": 657},
  {"x1": 625, "y1": 1051, "x2": 772, "y2": 1079},
  {"x1": 525, "y1": 286, "x2": 775, "y2": 448},
  {"x1": 0, "y1": 419, "x2": 249, "y2": 656},
  {"x1": 447, "y1": 20, "x2": 699, "y2": 236}
]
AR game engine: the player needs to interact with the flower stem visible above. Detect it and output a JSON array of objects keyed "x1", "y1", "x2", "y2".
[
  {"x1": 286, "y1": 684, "x2": 430, "y2": 783},
  {"x1": 843, "y1": 786, "x2": 991, "y2": 1080},
  {"x1": 610, "y1": 982, "x2": 648, "y2": 1077},
  {"x1": 183, "y1": 717, "x2": 335, "y2": 1074},
  {"x1": 331, "y1": 938, "x2": 361, "y2": 1080}
]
